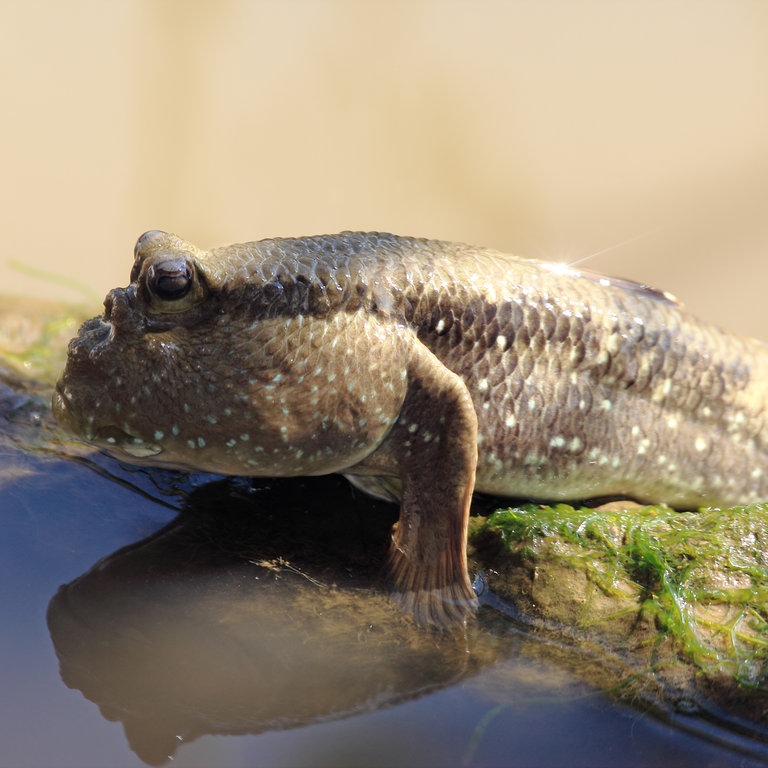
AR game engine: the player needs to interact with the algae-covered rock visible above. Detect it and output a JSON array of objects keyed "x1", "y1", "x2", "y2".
[{"x1": 470, "y1": 503, "x2": 768, "y2": 724}]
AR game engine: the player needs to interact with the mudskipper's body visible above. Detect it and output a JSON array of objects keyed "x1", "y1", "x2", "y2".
[{"x1": 54, "y1": 230, "x2": 768, "y2": 626}]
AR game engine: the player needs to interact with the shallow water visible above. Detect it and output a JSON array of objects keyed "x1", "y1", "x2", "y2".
[{"x1": 2, "y1": 387, "x2": 768, "y2": 768}]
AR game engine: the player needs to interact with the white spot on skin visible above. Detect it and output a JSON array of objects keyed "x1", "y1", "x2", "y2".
[
  {"x1": 496, "y1": 334, "x2": 507, "y2": 349},
  {"x1": 505, "y1": 414, "x2": 516, "y2": 428},
  {"x1": 695, "y1": 436, "x2": 707, "y2": 452},
  {"x1": 631, "y1": 425, "x2": 641, "y2": 437},
  {"x1": 528, "y1": 398, "x2": 538, "y2": 411},
  {"x1": 549, "y1": 435, "x2": 566, "y2": 449},
  {"x1": 436, "y1": 318, "x2": 446, "y2": 333},
  {"x1": 154, "y1": 430, "x2": 164, "y2": 441},
  {"x1": 197, "y1": 437, "x2": 206, "y2": 448},
  {"x1": 171, "y1": 425, "x2": 180, "y2": 436},
  {"x1": 568, "y1": 437, "x2": 582, "y2": 453},
  {"x1": 600, "y1": 399, "x2": 612, "y2": 412},
  {"x1": 652, "y1": 379, "x2": 672, "y2": 404},
  {"x1": 667, "y1": 416, "x2": 678, "y2": 430},
  {"x1": 408, "y1": 423, "x2": 418, "y2": 433},
  {"x1": 477, "y1": 378, "x2": 489, "y2": 393},
  {"x1": 752, "y1": 468, "x2": 763, "y2": 479},
  {"x1": 240, "y1": 434, "x2": 250, "y2": 442}
]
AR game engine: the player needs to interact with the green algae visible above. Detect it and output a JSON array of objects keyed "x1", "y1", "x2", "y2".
[
  {"x1": 0, "y1": 296, "x2": 89, "y2": 384},
  {"x1": 472, "y1": 503, "x2": 768, "y2": 689}
]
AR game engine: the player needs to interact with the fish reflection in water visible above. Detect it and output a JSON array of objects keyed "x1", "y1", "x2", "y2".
[
  {"x1": 38, "y1": 465, "x2": 768, "y2": 767},
  {"x1": 46, "y1": 476, "x2": 504, "y2": 765}
]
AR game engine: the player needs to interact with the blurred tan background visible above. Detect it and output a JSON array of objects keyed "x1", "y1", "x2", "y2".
[{"x1": 2, "y1": 0, "x2": 768, "y2": 335}]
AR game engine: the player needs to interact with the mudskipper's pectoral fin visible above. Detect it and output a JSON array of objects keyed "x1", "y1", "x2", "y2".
[{"x1": 382, "y1": 348, "x2": 480, "y2": 629}]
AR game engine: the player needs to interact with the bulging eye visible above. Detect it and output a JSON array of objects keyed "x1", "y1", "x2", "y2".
[{"x1": 148, "y1": 260, "x2": 194, "y2": 301}]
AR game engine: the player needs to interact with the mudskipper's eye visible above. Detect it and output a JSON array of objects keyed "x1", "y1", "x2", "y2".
[
  {"x1": 148, "y1": 260, "x2": 193, "y2": 301},
  {"x1": 139, "y1": 253, "x2": 208, "y2": 318}
]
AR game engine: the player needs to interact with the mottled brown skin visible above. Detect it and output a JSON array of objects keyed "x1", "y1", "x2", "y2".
[{"x1": 54, "y1": 230, "x2": 768, "y2": 627}]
